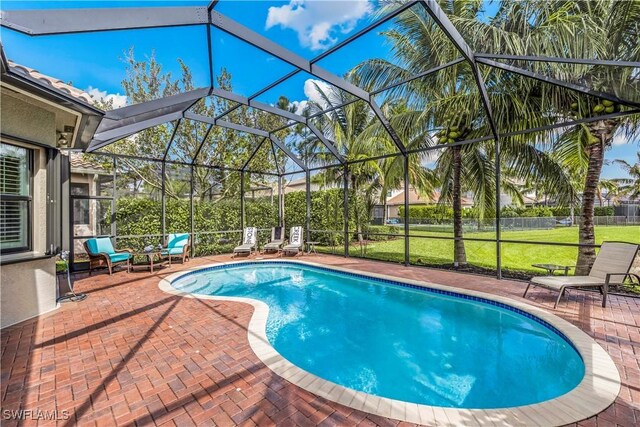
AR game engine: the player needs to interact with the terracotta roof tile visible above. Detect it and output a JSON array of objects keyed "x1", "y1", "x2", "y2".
[
  {"x1": 69, "y1": 153, "x2": 107, "y2": 172},
  {"x1": 8, "y1": 60, "x2": 94, "y2": 105}
]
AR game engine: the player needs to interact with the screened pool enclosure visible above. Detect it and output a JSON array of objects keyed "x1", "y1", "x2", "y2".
[{"x1": 2, "y1": 0, "x2": 639, "y2": 278}]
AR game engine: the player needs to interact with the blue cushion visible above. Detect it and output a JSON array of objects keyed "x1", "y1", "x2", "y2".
[
  {"x1": 86, "y1": 237, "x2": 115, "y2": 255},
  {"x1": 167, "y1": 233, "x2": 189, "y2": 249},
  {"x1": 109, "y1": 253, "x2": 130, "y2": 263},
  {"x1": 162, "y1": 247, "x2": 185, "y2": 255}
]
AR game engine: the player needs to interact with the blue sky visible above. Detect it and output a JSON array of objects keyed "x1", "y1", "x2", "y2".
[{"x1": 1, "y1": 0, "x2": 637, "y2": 178}]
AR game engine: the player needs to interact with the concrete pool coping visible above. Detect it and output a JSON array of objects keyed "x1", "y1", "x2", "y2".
[{"x1": 158, "y1": 259, "x2": 620, "y2": 426}]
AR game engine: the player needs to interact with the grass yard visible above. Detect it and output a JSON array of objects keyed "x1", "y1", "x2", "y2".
[{"x1": 342, "y1": 225, "x2": 640, "y2": 276}]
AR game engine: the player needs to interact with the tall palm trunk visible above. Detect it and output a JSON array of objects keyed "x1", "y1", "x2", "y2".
[
  {"x1": 452, "y1": 146, "x2": 467, "y2": 267},
  {"x1": 576, "y1": 119, "x2": 617, "y2": 275},
  {"x1": 381, "y1": 196, "x2": 389, "y2": 225},
  {"x1": 352, "y1": 175, "x2": 364, "y2": 243}
]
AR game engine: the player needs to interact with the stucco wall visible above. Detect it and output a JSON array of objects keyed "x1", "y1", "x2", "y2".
[
  {"x1": 1, "y1": 89, "x2": 58, "y2": 328},
  {"x1": 1, "y1": 91, "x2": 56, "y2": 146},
  {"x1": 0, "y1": 259, "x2": 57, "y2": 328}
]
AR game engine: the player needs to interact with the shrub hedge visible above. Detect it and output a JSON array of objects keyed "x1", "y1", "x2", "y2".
[
  {"x1": 110, "y1": 194, "x2": 618, "y2": 256},
  {"x1": 110, "y1": 188, "x2": 366, "y2": 255},
  {"x1": 398, "y1": 204, "x2": 616, "y2": 221}
]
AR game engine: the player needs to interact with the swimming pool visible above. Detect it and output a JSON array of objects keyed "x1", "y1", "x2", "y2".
[{"x1": 161, "y1": 260, "x2": 620, "y2": 424}]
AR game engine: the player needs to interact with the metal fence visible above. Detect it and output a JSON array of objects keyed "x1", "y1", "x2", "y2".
[{"x1": 404, "y1": 216, "x2": 640, "y2": 233}]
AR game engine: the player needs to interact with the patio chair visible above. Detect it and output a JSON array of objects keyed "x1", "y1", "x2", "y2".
[
  {"x1": 83, "y1": 237, "x2": 132, "y2": 275},
  {"x1": 233, "y1": 227, "x2": 257, "y2": 257},
  {"x1": 523, "y1": 242, "x2": 640, "y2": 308},
  {"x1": 161, "y1": 233, "x2": 191, "y2": 265},
  {"x1": 282, "y1": 226, "x2": 304, "y2": 256},
  {"x1": 263, "y1": 226, "x2": 285, "y2": 254}
]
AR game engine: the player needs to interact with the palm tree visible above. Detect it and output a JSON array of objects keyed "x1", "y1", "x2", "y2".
[
  {"x1": 596, "y1": 179, "x2": 619, "y2": 206},
  {"x1": 352, "y1": 1, "x2": 575, "y2": 267},
  {"x1": 304, "y1": 83, "x2": 434, "y2": 242},
  {"x1": 450, "y1": 0, "x2": 640, "y2": 273},
  {"x1": 614, "y1": 152, "x2": 640, "y2": 201}
]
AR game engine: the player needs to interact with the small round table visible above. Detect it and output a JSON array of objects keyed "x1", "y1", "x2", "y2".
[
  {"x1": 532, "y1": 263, "x2": 572, "y2": 276},
  {"x1": 306, "y1": 241, "x2": 319, "y2": 255},
  {"x1": 128, "y1": 251, "x2": 167, "y2": 273}
]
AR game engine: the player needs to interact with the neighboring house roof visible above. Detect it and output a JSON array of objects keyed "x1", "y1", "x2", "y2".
[
  {"x1": 69, "y1": 153, "x2": 109, "y2": 175},
  {"x1": 387, "y1": 187, "x2": 436, "y2": 205},
  {"x1": 8, "y1": 60, "x2": 94, "y2": 105},
  {"x1": 286, "y1": 177, "x2": 306, "y2": 188},
  {"x1": 386, "y1": 187, "x2": 473, "y2": 206}
]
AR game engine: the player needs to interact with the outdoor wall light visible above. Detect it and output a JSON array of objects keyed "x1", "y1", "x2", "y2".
[{"x1": 57, "y1": 132, "x2": 68, "y2": 147}]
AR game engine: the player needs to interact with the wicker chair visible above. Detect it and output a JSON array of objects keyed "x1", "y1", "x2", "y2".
[
  {"x1": 161, "y1": 233, "x2": 191, "y2": 265},
  {"x1": 83, "y1": 237, "x2": 132, "y2": 275}
]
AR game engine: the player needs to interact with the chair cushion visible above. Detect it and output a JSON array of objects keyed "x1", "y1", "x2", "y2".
[
  {"x1": 167, "y1": 233, "x2": 189, "y2": 249},
  {"x1": 243, "y1": 228, "x2": 257, "y2": 245},
  {"x1": 86, "y1": 237, "x2": 115, "y2": 255},
  {"x1": 109, "y1": 252, "x2": 130, "y2": 263},
  {"x1": 289, "y1": 227, "x2": 303, "y2": 245},
  {"x1": 531, "y1": 275, "x2": 604, "y2": 290},
  {"x1": 272, "y1": 227, "x2": 283, "y2": 241},
  {"x1": 162, "y1": 247, "x2": 185, "y2": 255},
  {"x1": 264, "y1": 240, "x2": 283, "y2": 248}
]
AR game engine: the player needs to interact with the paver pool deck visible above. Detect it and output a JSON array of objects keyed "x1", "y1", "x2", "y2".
[{"x1": 2, "y1": 253, "x2": 639, "y2": 426}]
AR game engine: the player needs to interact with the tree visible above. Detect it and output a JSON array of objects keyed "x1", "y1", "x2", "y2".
[
  {"x1": 304, "y1": 82, "x2": 387, "y2": 241},
  {"x1": 304, "y1": 82, "x2": 435, "y2": 241},
  {"x1": 446, "y1": 0, "x2": 640, "y2": 273},
  {"x1": 614, "y1": 152, "x2": 640, "y2": 201},
  {"x1": 352, "y1": 1, "x2": 574, "y2": 266},
  {"x1": 96, "y1": 48, "x2": 293, "y2": 201}
]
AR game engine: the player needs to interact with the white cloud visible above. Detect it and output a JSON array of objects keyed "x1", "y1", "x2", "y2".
[
  {"x1": 290, "y1": 100, "x2": 308, "y2": 115},
  {"x1": 303, "y1": 78, "x2": 331, "y2": 106},
  {"x1": 288, "y1": 79, "x2": 333, "y2": 115},
  {"x1": 265, "y1": 0, "x2": 374, "y2": 50},
  {"x1": 611, "y1": 126, "x2": 640, "y2": 146},
  {"x1": 86, "y1": 86, "x2": 127, "y2": 108},
  {"x1": 612, "y1": 133, "x2": 627, "y2": 146}
]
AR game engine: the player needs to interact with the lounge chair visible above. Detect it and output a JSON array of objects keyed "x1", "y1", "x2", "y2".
[
  {"x1": 523, "y1": 242, "x2": 640, "y2": 308},
  {"x1": 233, "y1": 227, "x2": 257, "y2": 257},
  {"x1": 282, "y1": 226, "x2": 304, "y2": 256},
  {"x1": 161, "y1": 233, "x2": 191, "y2": 265},
  {"x1": 263, "y1": 226, "x2": 285, "y2": 254},
  {"x1": 83, "y1": 237, "x2": 132, "y2": 275}
]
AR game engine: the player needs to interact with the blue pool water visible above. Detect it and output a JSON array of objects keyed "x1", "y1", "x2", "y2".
[{"x1": 172, "y1": 262, "x2": 584, "y2": 409}]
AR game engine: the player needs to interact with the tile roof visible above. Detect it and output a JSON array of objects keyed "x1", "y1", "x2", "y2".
[
  {"x1": 387, "y1": 187, "x2": 438, "y2": 205},
  {"x1": 69, "y1": 153, "x2": 107, "y2": 172},
  {"x1": 387, "y1": 187, "x2": 473, "y2": 206},
  {"x1": 7, "y1": 60, "x2": 94, "y2": 105}
]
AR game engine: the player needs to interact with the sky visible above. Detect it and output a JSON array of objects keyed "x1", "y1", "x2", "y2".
[{"x1": 1, "y1": 0, "x2": 637, "y2": 179}]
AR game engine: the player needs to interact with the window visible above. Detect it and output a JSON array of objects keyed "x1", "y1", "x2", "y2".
[
  {"x1": 70, "y1": 183, "x2": 89, "y2": 196},
  {"x1": 0, "y1": 142, "x2": 32, "y2": 253}
]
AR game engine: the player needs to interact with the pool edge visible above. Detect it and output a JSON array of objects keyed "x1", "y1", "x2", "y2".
[{"x1": 158, "y1": 259, "x2": 620, "y2": 427}]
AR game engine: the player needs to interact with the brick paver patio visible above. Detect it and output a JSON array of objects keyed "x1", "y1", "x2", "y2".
[{"x1": 1, "y1": 254, "x2": 638, "y2": 426}]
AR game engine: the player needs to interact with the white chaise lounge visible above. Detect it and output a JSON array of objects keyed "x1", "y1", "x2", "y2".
[
  {"x1": 523, "y1": 242, "x2": 640, "y2": 308},
  {"x1": 263, "y1": 226, "x2": 285, "y2": 254},
  {"x1": 282, "y1": 226, "x2": 304, "y2": 256},
  {"x1": 233, "y1": 227, "x2": 257, "y2": 257}
]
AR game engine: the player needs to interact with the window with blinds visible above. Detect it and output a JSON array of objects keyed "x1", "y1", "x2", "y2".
[{"x1": 1, "y1": 142, "x2": 31, "y2": 253}]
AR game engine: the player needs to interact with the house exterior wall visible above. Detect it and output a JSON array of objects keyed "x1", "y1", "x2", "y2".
[
  {"x1": 1, "y1": 258, "x2": 57, "y2": 328},
  {"x1": 1, "y1": 90, "x2": 56, "y2": 147},
  {"x1": 1, "y1": 89, "x2": 58, "y2": 328}
]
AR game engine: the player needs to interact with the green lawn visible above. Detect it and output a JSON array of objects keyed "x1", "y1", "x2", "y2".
[{"x1": 340, "y1": 225, "x2": 640, "y2": 275}]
